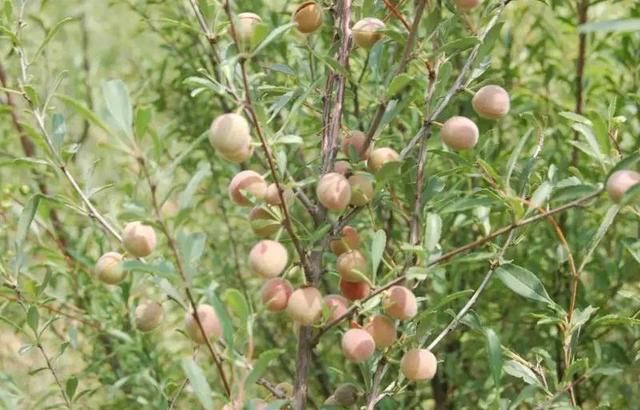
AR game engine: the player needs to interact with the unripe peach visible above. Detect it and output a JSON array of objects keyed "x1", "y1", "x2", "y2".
[
  {"x1": 293, "y1": 2, "x2": 323, "y2": 34},
  {"x1": 275, "y1": 382, "x2": 294, "y2": 397},
  {"x1": 336, "y1": 250, "x2": 369, "y2": 282},
  {"x1": 334, "y1": 160, "x2": 351, "y2": 176},
  {"x1": 160, "y1": 200, "x2": 179, "y2": 219},
  {"x1": 441, "y1": 116, "x2": 479, "y2": 150},
  {"x1": 122, "y1": 221, "x2": 157, "y2": 257},
  {"x1": 348, "y1": 173, "x2": 374, "y2": 206},
  {"x1": 324, "y1": 294, "x2": 349, "y2": 322},
  {"x1": 220, "y1": 140, "x2": 254, "y2": 163},
  {"x1": 333, "y1": 383, "x2": 360, "y2": 406},
  {"x1": 329, "y1": 225, "x2": 361, "y2": 256},
  {"x1": 367, "y1": 147, "x2": 399, "y2": 173},
  {"x1": 209, "y1": 113, "x2": 251, "y2": 154},
  {"x1": 249, "y1": 240, "x2": 289, "y2": 278},
  {"x1": 352, "y1": 18, "x2": 385, "y2": 49},
  {"x1": 229, "y1": 170, "x2": 267, "y2": 206},
  {"x1": 400, "y1": 349, "x2": 437, "y2": 381},
  {"x1": 342, "y1": 130, "x2": 370, "y2": 160},
  {"x1": 606, "y1": 170, "x2": 640, "y2": 202},
  {"x1": 261, "y1": 278, "x2": 293, "y2": 312},
  {"x1": 95, "y1": 252, "x2": 125, "y2": 284},
  {"x1": 265, "y1": 183, "x2": 294, "y2": 206},
  {"x1": 339, "y1": 279, "x2": 370, "y2": 301},
  {"x1": 134, "y1": 300, "x2": 164, "y2": 332},
  {"x1": 472, "y1": 85, "x2": 510, "y2": 119},
  {"x1": 249, "y1": 207, "x2": 281, "y2": 237},
  {"x1": 233, "y1": 12, "x2": 262, "y2": 44},
  {"x1": 453, "y1": 0, "x2": 482, "y2": 10},
  {"x1": 364, "y1": 315, "x2": 396, "y2": 349},
  {"x1": 383, "y1": 286, "x2": 417, "y2": 320},
  {"x1": 287, "y1": 287, "x2": 323, "y2": 325},
  {"x1": 184, "y1": 304, "x2": 221, "y2": 344},
  {"x1": 316, "y1": 172, "x2": 351, "y2": 211},
  {"x1": 341, "y1": 328, "x2": 375, "y2": 363}
]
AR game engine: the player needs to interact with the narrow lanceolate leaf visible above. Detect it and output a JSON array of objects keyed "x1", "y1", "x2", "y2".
[
  {"x1": 102, "y1": 79, "x2": 133, "y2": 137},
  {"x1": 579, "y1": 18, "x2": 640, "y2": 33},
  {"x1": 424, "y1": 213, "x2": 442, "y2": 252},
  {"x1": 485, "y1": 329, "x2": 503, "y2": 385},
  {"x1": 579, "y1": 205, "x2": 620, "y2": 271},
  {"x1": 51, "y1": 113, "x2": 66, "y2": 153},
  {"x1": 503, "y1": 360, "x2": 542, "y2": 388},
  {"x1": 495, "y1": 263, "x2": 553, "y2": 305},
  {"x1": 528, "y1": 181, "x2": 552, "y2": 210},
  {"x1": 16, "y1": 194, "x2": 41, "y2": 252},
  {"x1": 210, "y1": 292, "x2": 234, "y2": 349},
  {"x1": 26, "y1": 306, "x2": 39, "y2": 334},
  {"x1": 245, "y1": 349, "x2": 284, "y2": 387},
  {"x1": 371, "y1": 230, "x2": 386, "y2": 278},
  {"x1": 181, "y1": 358, "x2": 213, "y2": 410}
]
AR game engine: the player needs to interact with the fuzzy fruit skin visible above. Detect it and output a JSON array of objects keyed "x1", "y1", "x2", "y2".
[
  {"x1": 606, "y1": 170, "x2": 640, "y2": 202},
  {"x1": 95, "y1": 252, "x2": 125, "y2": 284},
  {"x1": 339, "y1": 279, "x2": 370, "y2": 301},
  {"x1": 286, "y1": 287, "x2": 323, "y2": 325},
  {"x1": 293, "y1": 2, "x2": 323, "y2": 33},
  {"x1": 184, "y1": 304, "x2": 221, "y2": 344},
  {"x1": 453, "y1": 0, "x2": 482, "y2": 10},
  {"x1": 160, "y1": 200, "x2": 179, "y2": 219},
  {"x1": 401, "y1": 349, "x2": 438, "y2": 381},
  {"x1": 441, "y1": 116, "x2": 479, "y2": 150},
  {"x1": 329, "y1": 225, "x2": 360, "y2": 256},
  {"x1": 472, "y1": 85, "x2": 510, "y2": 119},
  {"x1": 316, "y1": 172, "x2": 352, "y2": 211},
  {"x1": 229, "y1": 170, "x2": 267, "y2": 206},
  {"x1": 209, "y1": 113, "x2": 251, "y2": 153},
  {"x1": 384, "y1": 286, "x2": 418, "y2": 320},
  {"x1": 336, "y1": 250, "x2": 369, "y2": 282},
  {"x1": 349, "y1": 173, "x2": 375, "y2": 206},
  {"x1": 341, "y1": 328, "x2": 375, "y2": 363},
  {"x1": 365, "y1": 315, "x2": 397, "y2": 349},
  {"x1": 352, "y1": 18, "x2": 385, "y2": 49},
  {"x1": 233, "y1": 12, "x2": 262, "y2": 44},
  {"x1": 261, "y1": 278, "x2": 293, "y2": 312},
  {"x1": 249, "y1": 240, "x2": 289, "y2": 278},
  {"x1": 342, "y1": 130, "x2": 370, "y2": 160},
  {"x1": 324, "y1": 294, "x2": 349, "y2": 322},
  {"x1": 333, "y1": 383, "x2": 360, "y2": 406},
  {"x1": 265, "y1": 183, "x2": 293, "y2": 206},
  {"x1": 334, "y1": 160, "x2": 351, "y2": 176},
  {"x1": 135, "y1": 300, "x2": 164, "y2": 332},
  {"x1": 249, "y1": 207, "x2": 281, "y2": 237},
  {"x1": 367, "y1": 147, "x2": 399, "y2": 173},
  {"x1": 220, "y1": 140, "x2": 254, "y2": 163},
  {"x1": 122, "y1": 222, "x2": 157, "y2": 257}
]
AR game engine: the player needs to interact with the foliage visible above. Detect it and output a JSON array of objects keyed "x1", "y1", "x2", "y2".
[{"x1": 1, "y1": 0, "x2": 640, "y2": 409}]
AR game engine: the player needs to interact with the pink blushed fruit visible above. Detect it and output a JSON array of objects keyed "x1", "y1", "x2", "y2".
[
  {"x1": 336, "y1": 250, "x2": 369, "y2": 282},
  {"x1": 341, "y1": 328, "x2": 375, "y2": 363},
  {"x1": 400, "y1": 349, "x2": 438, "y2": 381},
  {"x1": 384, "y1": 286, "x2": 417, "y2": 320},
  {"x1": 209, "y1": 113, "x2": 251, "y2": 153},
  {"x1": 293, "y1": 2, "x2": 324, "y2": 34},
  {"x1": 316, "y1": 172, "x2": 352, "y2": 211},
  {"x1": 348, "y1": 173, "x2": 374, "y2": 206},
  {"x1": 364, "y1": 315, "x2": 396, "y2": 349},
  {"x1": 441, "y1": 116, "x2": 479, "y2": 151},
  {"x1": 184, "y1": 304, "x2": 221, "y2": 344},
  {"x1": 286, "y1": 287, "x2": 323, "y2": 325},
  {"x1": 249, "y1": 240, "x2": 289, "y2": 278},
  {"x1": 249, "y1": 207, "x2": 281, "y2": 237},
  {"x1": 329, "y1": 225, "x2": 361, "y2": 256},
  {"x1": 606, "y1": 170, "x2": 640, "y2": 202},
  {"x1": 324, "y1": 294, "x2": 349, "y2": 322},
  {"x1": 135, "y1": 300, "x2": 164, "y2": 332},
  {"x1": 453, "y1": 0, "x2": 482, "y2": 10},
  {"x1": 261, "y1": 278, "x2": 293, "y2": 312},
  {"x1": 367, "y1": 147, "x2": 399, "y2": 173},
  {"x1": 342, "y1": 130, "x2": 370, "y2": 160},
  {"x1": 339, "y1": 279, "x2": 370, "y2": 301},
  {"x1": 352, "y1": 18, "x2": 385, "y2": 49},
  {"x1": 122, "y1": 221, "x2": 157, "y2": 257},
  {"x1": 229, "y1": 170, "x2": 267, "y2": 206},
  {"x1": 95, "y1": 252, "x2": 125, "y2": 284},
  {"x1": 472, "y1": 85, "x2": 510, "y2": 119}
]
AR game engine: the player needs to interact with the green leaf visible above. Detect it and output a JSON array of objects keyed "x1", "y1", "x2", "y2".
[
  {"x1": 264, "y1": 400, "x2": 289, "y2": 410},
  {"x1": 65, "y1": 376, "x2": 78, "y2": 402},
  {"x1": 251, "y1": 22, "x2": 296, "y2": 57},
  {"x1": 51, "y1": 113, "x2": 66, "y2": 153},
  {"x1": 387, "y1": 74, "x2": 412, "y2": 96},
  {"x1": 485, "y1": 329, "x2": 502, "y2": 385},
  {"x1": 503, "y1": 360, "x2": 542, "y2": 388},
  {"x1": 571, "y1": 123, "x2": 604, "y2": 164},
  {"x1": 181, "y1": 358, "x2": 213, "y2": 410},
  {"x1": 528, "y1": 181, "x2": 552, "y2": 210},
  {"x1": 223, "y1": 288, "x2": 249, "y2": 324},
  {"x1": 122, "y1": 260, "x2": 175, "y2": 276},
  {"x1": 177, "y1": 232, "x2": 207, "y2": 277},
  {"x1": 210, "y1": 292, "x2": 234, "y2": 349},
  {"x1": 102, "y1": 79, "x2": 133, "y2": 137},
  {"x1": 33, "y1": 17, "x2": 75, "y2": 61},
  {"x1": 424, "y1": 213, "x2": 442, "y2": 252},
  {"x1": 441, "y1": 36, "x2": 480, "y2": 57},
  {"x1": 558, "y1": 111, "x2": 592, "y2": 125},
  {"x1": 495, "y1": 263, "x2": 553, "y2": 305},
  {"x1": 579, "y1": 18, "x2": 640, "y2": 33},
  {"x1": 26, "y1": 306, "x2": 39, "y2": 334},
  {"x1": 578, "y1": 205, "x2": 619, "y2": 271},
  {"x1": 245, "y1": 349, "x2": 284, "y2": 387},
  {"x1": 180, "y1": 166, "x2": 210, "y2": 209},
  {"x1": 371, "y1": 230, "x2": 386, "y2": 278},
  {"x1": 134, "y1": 106, "x2": 152, "y2": 139},
  {"x1": 16, "y1": 194, "x2": 41, "y2": 252},
  {"x1": 56, "y1": 94, "x2": 113, "y2": 135}
]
